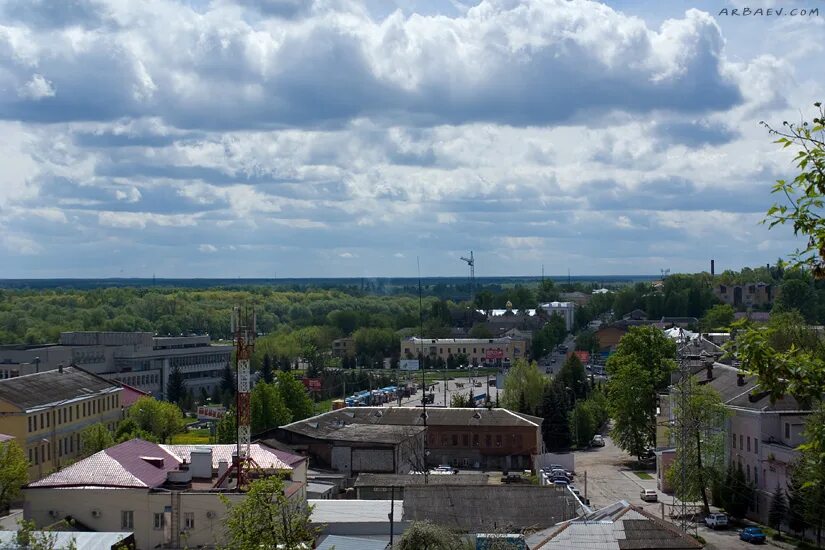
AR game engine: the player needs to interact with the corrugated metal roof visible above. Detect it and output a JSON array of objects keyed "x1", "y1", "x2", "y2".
[
  {"x1": 0, "y1": 531, "x2": 132, "y2": 550},
  {"x1": 160, "y1": 444, "x2": 296, "y2": 471},
  {"x1": 316, "y1": 535, "x2": 388, "y2": 550},
  {"x1": 0, "y1": 366, "x2": 120, "y2": 411}
]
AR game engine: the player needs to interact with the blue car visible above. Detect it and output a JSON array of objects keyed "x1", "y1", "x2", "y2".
[{"x1": 739, "y1": 527, "x2": 766, "y2": 544}]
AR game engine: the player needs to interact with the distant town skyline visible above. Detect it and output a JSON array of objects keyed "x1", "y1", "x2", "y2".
[{"x1": 1, "y1": 0, "x2": 820, "y2": 277}]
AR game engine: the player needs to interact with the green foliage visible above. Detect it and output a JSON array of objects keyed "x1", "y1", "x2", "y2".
[
  {"x1": 79, "y1": 423, "x2": 114, "y2": 458},
  {"x1": 769, "y1": 485, "x2": 788, "y2": 535},
  {"x1": 556, "y1": 354, "x2": 588, "y2": 399},
  {"x1": 570, "y1": 400, "x2": 596, "y2": 448},
  {"x1": 397, "y1": 521, "x2": 472, "y2": 550},
  {"x1": 540, "y1": 382, "x2": 570, "y2": 451},
  {"x1": 450, "y1": 392, "x2": 474, "y2": 407},
  {"x1": 501, "y1": 359, "x2": 547, "y2": 415},
  {"x1": 14, "y1": 519, "x2": 69, "y2": 550},
  {"x1": 114, "y1": 417, "x2": 157, "y2": 443},
  {"x1": 532, "y1": 313, "x2": 566, "y2": 358},
  {"x1": 791, "y1": 405, "x2": 825, "y2": 541},
  {"x1": 216, "y1": 407, "x2": 236, "y2": 444},
  {"x1": 0, "y1": 440, "x2": 27, "y2": 511},
  {"x1": 276, "y1": 371, "x2": 314, "y2": 422},
  {"x1": 260, "y1": 354, "x2": 274, "y2": 384},
  {"x1": 701, "y1": 304, "x2": 735, "y2": 331},
  {"x1": 469, "y1": 323, "x2": 493, "y2": 338},
  {"x1": 166, "y1": 366, "x2": 185, "y2": 405},
  {"x1": 220, "y1": 476, "x2": 316, "y2": 550},
  {"x1": 730, "y1": 312, "x2": 825, "y2": 405},
  {"x1": 126, "y1": 396, "x2": 185, "y2": 443},
  {"x1": 665, "y1": 378, "x2": 727, "y2": 514},
  {"x1": 761, "y1": 102, "x2": 825, "y2": 277},
  {"x1": 775, "y1": 272, "x2": 818, "y2": 322},
  {"x1": 250, "y1": 381, "x2": 291, "y2": 434},
  {"x1": 352, "y1": 326, "x2": 397, "y2": 358},
  {"x1": 720, "y1": 462, "x2": 754, "y2": 519},
  {"x1": 574, "y1": 330, "x2": 599, "y2": 352},
  {"x1": 607, "y1": 326, "x2": 676, "y2": 459}
]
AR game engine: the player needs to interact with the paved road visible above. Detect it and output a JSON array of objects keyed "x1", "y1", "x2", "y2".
[
  {"x1": 573, "y1": 435, "x2": 790, "y2": 550},
  {"x1": 384, "y1": 375, "x2": 500, "y2": 408}
]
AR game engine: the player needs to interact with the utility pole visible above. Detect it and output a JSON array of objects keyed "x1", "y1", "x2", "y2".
[
  {"x1": 418, "y1": 257, "x2": 429, "y2": 484},
  {"x1": 389, "y1": 486, "x2": 395, "y2": 547}
]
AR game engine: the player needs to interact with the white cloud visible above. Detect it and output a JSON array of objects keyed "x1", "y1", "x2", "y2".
[
  {"x1": 98, "y1": 211, "x2": 199, "y2": 229},
  {"x1": 198, "y1": 243, "x2": 218, "y2": 253},
  {"x1": 17, "y1": 74, "x2": 55, "y2": 99}
]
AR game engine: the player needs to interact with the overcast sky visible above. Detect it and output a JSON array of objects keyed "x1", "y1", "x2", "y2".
[{"x1": 0, "y1": 0, "x2": 821, "y2": 278}]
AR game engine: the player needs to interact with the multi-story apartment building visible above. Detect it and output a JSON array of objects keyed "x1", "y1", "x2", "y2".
[
  {"x1": 655, "y1": 363, "x2": 810, "y2": 523},
  {"x1": 0, "y1": 332, "x2": 232, "y2": 399},
  {"x1": 24, "y1": 438, "x2": 307, "y2": 550},
  {"x1": 0, "y1": 366, "x2": 123, "y2": 480},
  {"x1": 714, "y1": 283, "x2": 776, "y2": 308},
  {"x1": 538, "y1": 302, "x2": 575, "y2": 332},
  {"x1": 400, "y1": 336, "x2": 528, "y2": 367}
]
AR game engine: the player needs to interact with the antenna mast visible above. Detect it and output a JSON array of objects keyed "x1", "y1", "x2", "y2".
[{"x1": 215, "y1": 305, "x2": 260, "y2": 490}]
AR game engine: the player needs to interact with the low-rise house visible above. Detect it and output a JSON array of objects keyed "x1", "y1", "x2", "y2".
[
  {"x1": 331, "y1": 337, "x2": 355, "y2": 358},
  {"x1": 354, "y1": 472, "x2": 491, "y2": 499},
  {"x1": 23, "y1": 438, "x2": 307, "y2": 550},
  {"x1": 0, "y1": 366, "x2": 123, "y2": 480}
]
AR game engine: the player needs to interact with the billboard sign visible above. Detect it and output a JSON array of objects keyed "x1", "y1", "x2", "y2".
[
  {"x1": 485, "y1": 348, "x2": 504, "y2": 360},
  {"x1": 302, "y1": 378, "x2": 322, "y2": 391},
  {"x1": 196, "y1": 405, "x2": 226, "y2": 421},
  {"x1": 400, "y1": 359, "x2": 420, "y2": 371}
]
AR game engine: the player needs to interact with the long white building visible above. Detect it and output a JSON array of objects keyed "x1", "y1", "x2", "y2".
[{"x1": 538, "y1": 302, "x2": 575, "y2": 332}]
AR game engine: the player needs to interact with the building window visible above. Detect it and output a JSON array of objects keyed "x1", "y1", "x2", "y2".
[
  {"x1": 739, "y1": 435, "x2": 743, "y2": 450},
  {"x1": 462, "y1": 434, "x2": 469, "y2": 447},
  {"x1": 184, "y1": 512, "x2": 194, "y2": 530},
  {"x1": 28, "y1": 448, "x2": 33, "y2": 464},
  {"x1": 785, "y1": 423, "x2": 790, "y2": 439},
  {"x1": 495, "y1": 435, "x2": 502, "y2": 447},
  {"x1": 28, "y1": 417, "x2": 32, "y2": 433},
  {"x1": 747, "y1": 464, "x2": 751, "y2": 481},
  {"x1": 153, "y1": 513, "x2": 165, "y2": 530},
  {"x1": 121, "y1": 511, "x2": 134, "y2": 529},
  {"x1": 32, "y1": 416, "x2": 37, "y2": 432},
  {"x1": 747, "y1": 437, "x2": 751, "y2": 452},
  {"x1": 754, "y1": 439, "x2": 758, "y2": 454},
  {"x1": 472, "y1": 434, "x2": 479, "y2": 447},
  {"x1": 452, "y1": 435, "x2": 458, "y2": 446},
  {"x1": 754, "y1": 470, "x2": 758, "y2": 487},
  {"x1": 732, "y1": 433, "x2": 735, "y2": 449},
  {"x1": 485, "y1": 435, "x2": 492, "y2": 448}
]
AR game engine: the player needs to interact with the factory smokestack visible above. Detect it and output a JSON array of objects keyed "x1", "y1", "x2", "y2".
[{"x1": 711, "y1": 259, "x2": 715, "y2": 277}]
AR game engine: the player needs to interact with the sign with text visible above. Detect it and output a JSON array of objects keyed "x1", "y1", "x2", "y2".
[
  {"x1": 485, "y1": 348, "x2": 504, "y2": 360},
  {"x1": 399, "y1": 359, "x2": 420, "y2": 371},
  {"x1": 196, "y1": 405, "x2": 226, "y2": 421}
]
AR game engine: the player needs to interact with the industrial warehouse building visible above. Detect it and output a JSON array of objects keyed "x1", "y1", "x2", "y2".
[
  {"x1": 0, "y1": 332, "x2": 231, "y2": 398},
  {"x1": 266, "y1": 407, "x2": 543, "y2": 474}
]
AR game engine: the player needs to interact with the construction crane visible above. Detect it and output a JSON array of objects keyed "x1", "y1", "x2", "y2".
[{"x1": 461, "y1": 251, "x2": 475, "y2": 305}]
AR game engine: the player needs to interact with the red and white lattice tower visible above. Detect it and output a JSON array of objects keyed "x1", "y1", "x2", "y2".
[{"x1": 215, "y1": 305, "x2": 259, "y2": 490}]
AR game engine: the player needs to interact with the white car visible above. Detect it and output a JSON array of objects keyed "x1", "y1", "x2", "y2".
[
  {"x1": 705, "y1": 513, "x2": 728, "y2": 529},
  {"x1": 591, "y1": 435, "x2": 605, "y2": 447},
  {"x1": 640, "y1": 489, "x2": 658, "y2": 502}
]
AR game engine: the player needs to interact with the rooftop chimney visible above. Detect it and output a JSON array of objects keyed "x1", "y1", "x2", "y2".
[
  {"x1": 711, "y1": 259, "x2": 715, "y2": 277},
  {"x1": 737, "y1": 373, "x2": 745, "y2": 386},
  {"x1": 190, "y1": 447, "x2": 213, "y2": 479}
]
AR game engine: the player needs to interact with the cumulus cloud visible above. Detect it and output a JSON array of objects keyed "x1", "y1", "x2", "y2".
[{"x1": 0, "y1": 0, "x2": 816, "y2": 277}]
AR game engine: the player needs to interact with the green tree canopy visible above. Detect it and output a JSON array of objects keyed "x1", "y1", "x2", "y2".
[
  {"x1": 250, "y1": 381, "x2": 291, "y2": 434},
  {"x1": 397, "y1": 521, "x2": 472, "y2": 550},
  {"x1": 700, "y1": 304, "x2": 735, "y2": 331},
  {"x1": 501, "y1": 359, "x2": 547, "y2": 415},
  {"x1": 221, "y1": 476, "x2": 316, "y2": 550},
  {"x1": 276, "y1": 371, "x2": 314, "y2": 422},
  {"x1": 126, "y1": 396, "x2": 185, "y2": 443},
  {"x1": 79, "y1": 423, "x2": 115, "y2": 458},
  {"x1": 0, "y1": 440, "x2": 27, "y2": 511}
]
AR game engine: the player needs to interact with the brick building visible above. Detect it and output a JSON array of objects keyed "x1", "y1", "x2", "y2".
[{"x1": 269, "y1": 407, "x2": 543, "y2": 472}]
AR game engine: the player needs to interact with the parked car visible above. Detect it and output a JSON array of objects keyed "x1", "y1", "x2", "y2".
[
  {"x1": 433, "y1": 465, "x2": 458, "y2": 474},
  {"x1": 640, "y1": 489, "x2": 658, "y2": 502},
  {"x1": 704, "y1": 513, "x2": 728, "y2": 529},
  {"x1": 639, "y1": 448, "x2": 656, "y2": 461},
  {"x1": 592, "y1": 435, "x2": 605, "y2": 447},
  {"x1": 739, "y1": 527, "x2": 766, "y2": 544},
  {"x1": 552, "y1": 479, "x2": 569, "y2": 486}
]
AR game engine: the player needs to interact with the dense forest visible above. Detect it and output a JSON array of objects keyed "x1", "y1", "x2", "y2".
[{"x1": 3, "y1": 264, "x2": 824, "y2": 369}]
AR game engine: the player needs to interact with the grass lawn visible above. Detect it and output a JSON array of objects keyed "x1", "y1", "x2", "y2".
[
  {"x1": 171, "y1": 428, "x2": 212, "y2": 444},
  {"x1": 314, "y1": 398, "x2": 334, "y2": 414},
  {"x1": 633, "y1": 471, "x2": 654, "y2": 480}
]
